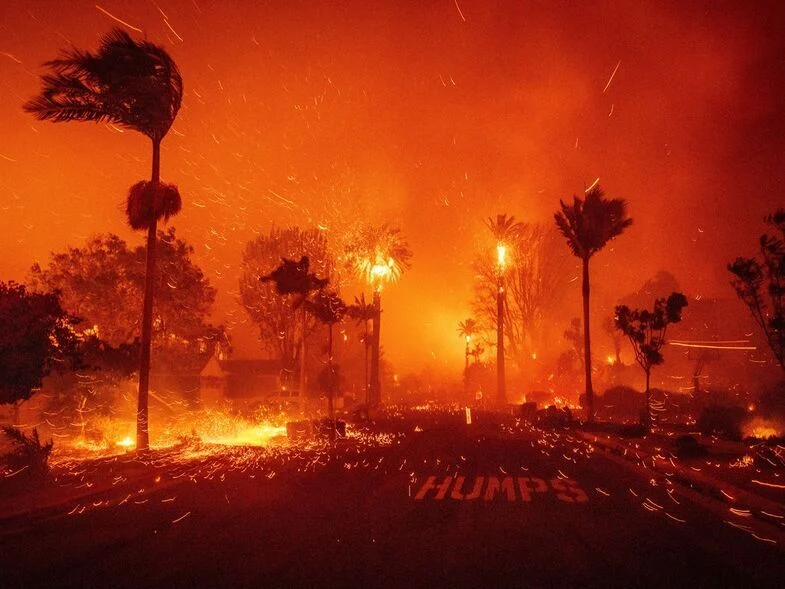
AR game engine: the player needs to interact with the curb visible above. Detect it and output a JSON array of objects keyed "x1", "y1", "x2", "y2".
[{"x1": 575, "y1": 431, "x2": 785, "y2": 527}]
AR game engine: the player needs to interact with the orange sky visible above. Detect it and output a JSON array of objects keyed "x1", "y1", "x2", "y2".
[{"x1": 1, "y1": 0, "x2": 784, "y2": 372}]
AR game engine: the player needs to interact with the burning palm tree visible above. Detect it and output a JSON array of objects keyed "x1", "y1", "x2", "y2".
[
  {"x1": 348, "y1": 294, "x2": 376, "y2": 405},
  {"x1": 485, "y1": 214, "x2": 524, "y2": 406},
  {"x1": 457, "y1": 318, "x2": 478, "y2": 375},
  {"x1": 345, "y1": 224, "x2": 412, "y2": 407},
  {"x1": 25, "y1": 29, "x2": 183, "y2": 450},
  {"x1": 305, "y1": 290, "x2": 347, "y2": 435}
]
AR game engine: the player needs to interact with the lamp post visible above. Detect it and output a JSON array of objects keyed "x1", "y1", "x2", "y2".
[
  {"x1": 347, "y1": 224, "x2": 412, "y2": 408},
  {"x1": 368, "y1": 258, "x2": 394, "y2": 407},
  {"x1": 496, "y1": 242, "x2": 507, "y2": 406}
]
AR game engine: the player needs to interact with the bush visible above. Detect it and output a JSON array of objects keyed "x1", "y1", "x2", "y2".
[
  {"x1": 697, "y1": 405, "x2": 746, "y2": 441},
  {"x1": 675, "y1": 434, "x2": 708, "y2": 458},
  {"x1": 598, "y1": 386, "x2": 644, "y2": 421},
  {"x1": 1, "y1": 426, "x2": 53, "y2": 478},
  {"x1": 536, "y1": 405, "x2": 572, "y2": 429}
]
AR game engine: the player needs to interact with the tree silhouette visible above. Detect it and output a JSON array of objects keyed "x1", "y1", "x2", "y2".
[
  {"x1": 24, "y1": 29, "x2": 183, "y2": 451},
  {"x1": 555, "y1": 185, "x2": 633, "y2": 422},
  {"x1": 615, "y1": 292, "x2": 688, "y2": 430},
  {"x1": 728, "y1": 209, "x2": 785, "y2": 371},
  {"x1": 30, "y1": 229, "x2": 219, "y2": 369},
  {"x1": 0, "y1": 282, "x2": 82, "y2": 407},
  {"x1": 240, "y1": 227, "x2": 332, "y2": 391},
  {"x1": 473, "y1": 225, "x2": 571, "y2": 371},
  {"x1": 457, "y1": 318, "x2": 479, "y2": 377},
  {"x1": 261, "y1": 256, "x2": 329, "y2": 304},
  {"x1": 305, "y1": 290, "x2": 347, "y2": 435},
  {"x1": 485, "y1": 214, "x2": 524, "y2": 406},
  {"x1": 348, "y1": 294, "x2": 375, "y2": 405},
  {"x1": 260, "y1": 253, "x2": 330, "y2": 396}
]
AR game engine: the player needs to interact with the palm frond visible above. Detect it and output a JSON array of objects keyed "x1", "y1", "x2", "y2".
[
  {"x1": 25, "y1": 28, "x2": 183, "y2": 141},
  {"x1": 126, "y1": 180, "x2": 182, "y2": 230},
  {"x1": 486, "y1": 213, "x2": 524, "y2": 242},
  {"x1": 554, "y1": 186, "x2": 632, "y2": 259}
]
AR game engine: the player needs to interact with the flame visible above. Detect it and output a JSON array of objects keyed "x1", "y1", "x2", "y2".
[
  {"x1": 496, "y1": 243, "x2": 507, "y2": 269},
  {"x1": 116, "y1": 436, "x2": 134, "y2": 448},
  {"x1": 744, "y1": 417, "x2": 782, "y2": 440}
]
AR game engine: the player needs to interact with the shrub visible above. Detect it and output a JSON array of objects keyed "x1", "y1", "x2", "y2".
[
  {"x1": 1, "y1": 426, "x2": 53, "y2": 478},
  {"x1": 675, "y1": 434, "x2": 708, "y2": 458},
  {"x1": 598, "y1": 386, "x2": 644, "y2": 421},
  {"x1": 697, "y1": 405, "x2": 746, "y2": 441}
]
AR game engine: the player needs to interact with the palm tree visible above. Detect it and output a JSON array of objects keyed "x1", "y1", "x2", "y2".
[
  {"x1": 457, "y1": 318, "x2": 478, "y2": 375},
  {"x1": 261, "y1": 256, "x2": 329, "y2": 399},
  {"x1": 25, "y1": 29, "x2": 183, "y2": 451},
  {"x1": 305, "y1": 290, "x2": 347, "y2": 438},
  {"x1": 345, "y1": 224, "x2": 412, "y2": 407},
  {"x1": 457, "y1": 318, "x2": 478, "y2": 398},
  {"x1": 485, "y1": 214, "x2": 524, "y2": 406},
  {"x1": 348, "y1": 294, "x2": 376, "y2": 405},
  {"x1": 554, "y1": 186, "x2": 632, "y2": 422}
]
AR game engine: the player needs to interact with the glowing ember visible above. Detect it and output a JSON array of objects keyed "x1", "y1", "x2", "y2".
[
  {"x1": 116, "y1": 436, "x2": 134, "y2": 448},
  {"x1": 743, "y1": 418, "x2": 782, "y2": 440}
]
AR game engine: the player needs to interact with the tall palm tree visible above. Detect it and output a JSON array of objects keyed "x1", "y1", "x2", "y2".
[
  {"x1": 348, "y1": 294, "x2": 376, "y2": 405},
  {"x1": 485, "y1": 214, "x2": 524, "y2": 406},
  {"x1": 554, "y1": 186, "x2": 632, "y2": 422},
  {"x1": 25, "y1": 29, "x2": 183, "y2": 450},
  {"x1": 305, "y1": 290, "x2": 347, "y2": 438},
  {"x1": 345, "y1": 224, "x2": 412, "y2": 407},
  {"x1": 457, "y1": 318, "x2": 478, "y2": 398},
  {"x1": 457, "y1": 318, "x2": 478, "y2": 374},
  {"x1": 261, "y1": 255, "x2": 329, "y2": 399}
]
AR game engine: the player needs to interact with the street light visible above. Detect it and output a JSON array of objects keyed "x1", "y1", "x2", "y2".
[
  {"x1": 346, "y1": 225, "x2": 411, "y2": 408},
  {"x1": 496, "y1": 240, "x2": 507, "y2": 407},
  {"x1": 486, "y1": 213, "x2": 521, "y2": 408},
  {"x1": 457, "y1": 318, "x2": 478, "y2": 400}
]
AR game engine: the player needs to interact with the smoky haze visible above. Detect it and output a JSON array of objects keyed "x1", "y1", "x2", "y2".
[{"x1": 1, "y1": 0, "x2": 784, "y2": 372}]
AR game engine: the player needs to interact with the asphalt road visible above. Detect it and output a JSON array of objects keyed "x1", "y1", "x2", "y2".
[{"x1": 1, "y1": 411, "x2": 784, "y2": 588}]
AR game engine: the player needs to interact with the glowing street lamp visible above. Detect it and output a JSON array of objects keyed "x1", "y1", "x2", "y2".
[
  {"x1": 496, "y1": 240, "x2": 507, "y2": 406},
  {"x1": 346, "y1": 224, "x2": 412, "y2": 408},
  {"x1": 458, "y1": 318, "x2": 478, "y2": 399},
  {"x1": 365, "y1": 254, "x2": 397, "y2": 407},
  {"x1": 497, "y1": 243, "x2": 507, "y2": 269},
  {"x1": 485, "y1": 213, "x2": 522, "y2": 407}
]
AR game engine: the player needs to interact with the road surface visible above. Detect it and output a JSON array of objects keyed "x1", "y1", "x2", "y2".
[{"x1": 1, "y1": 410, "x2": 783, "y2": 588}]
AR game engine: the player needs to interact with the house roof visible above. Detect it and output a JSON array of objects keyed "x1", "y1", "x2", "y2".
[{"x1": 200, "y1": 358, "x2": 282, "y2": 377}]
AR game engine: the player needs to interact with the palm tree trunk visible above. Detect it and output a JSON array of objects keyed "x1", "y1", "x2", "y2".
[
  {"x1": 299, "y1": 305, "x2": 307, "y2": 398},
  {"x1": 497, "y1": 276, "x2": 506, "y2": 406},
  {"x1": 645, "y1": 369, "x2": 651, "y2": 431},
  {"x1": 464, "y1": 339, "x2": 470, "y2": 397},
  {"x1": 364, "y1": 319, "x2": 369, "y2": 406},
  {"x1": 136, "y1": 138, "x2": 161, "y2": 451},
  {"x1": 370, "y1": 290, "x2": 381, "y2": 407},
  {"x1": 327, "y1": 322, "x2": 334, "y2": 442},
  {"x1": 582, "y1": 256, "x2": 594, "y2": 422}
]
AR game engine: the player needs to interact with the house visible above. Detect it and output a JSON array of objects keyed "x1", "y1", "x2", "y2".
[{"x1": 199, "y1": 355, "x2": 284, "y2": 408}]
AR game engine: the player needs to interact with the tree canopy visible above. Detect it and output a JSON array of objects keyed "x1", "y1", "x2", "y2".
[
  {"x1": 729, "y1": 209, "x2": 785, "y2": 371},
  {"x1": 239, "y1": 227, "x2": 333, "y2": 368},
  {"x1": 24, "y1": 28, "x2": 182, "y2": 142},
  {"x1": 615, "y1": 292, "x2": 688, "y2": 376},
  {"x1": 30, "y1": 228, "x2": 220, "y2": 371},
  {"x1": 0, "y1": 282, "x2": 82, "y2": 405},
  {"x1": 472, "y1": 223, "x2": 572, "y2": 364},
  {"x1": 554, "y1": 186, "x2": 633, "y2": 261}
]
